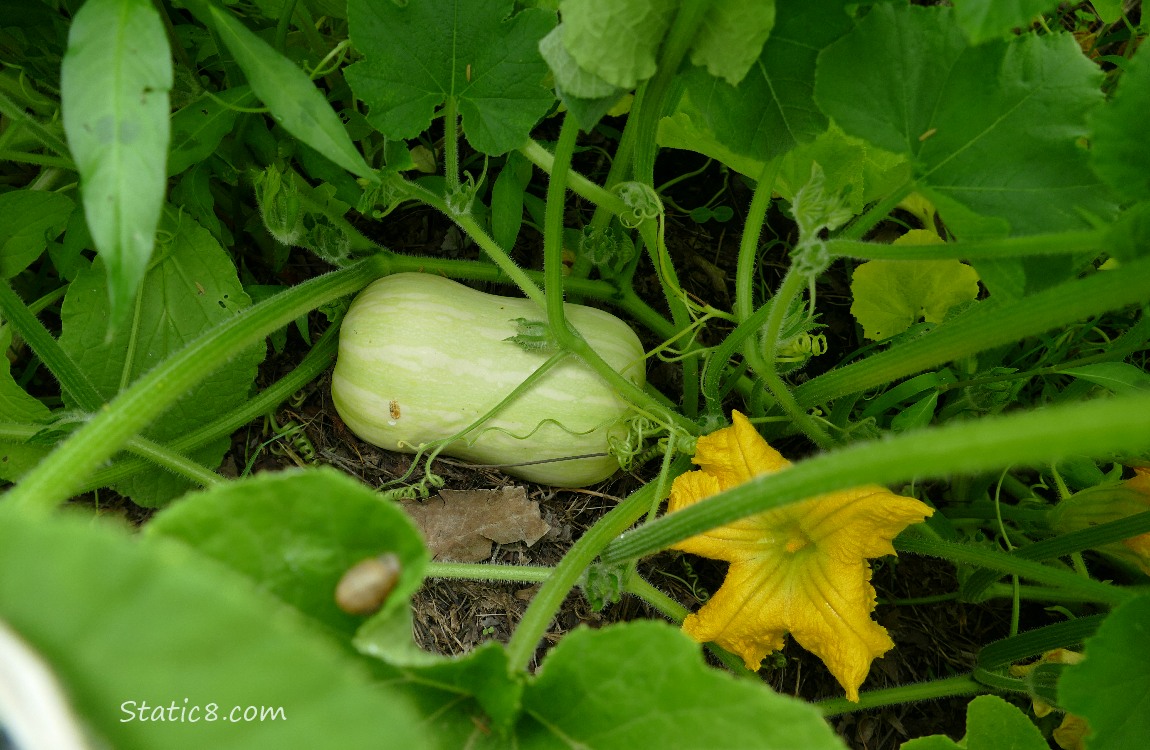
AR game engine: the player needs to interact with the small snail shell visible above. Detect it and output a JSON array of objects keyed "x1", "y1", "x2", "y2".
[{"x1": 335, "y1": 553, "x2": 401, "y2": 615}]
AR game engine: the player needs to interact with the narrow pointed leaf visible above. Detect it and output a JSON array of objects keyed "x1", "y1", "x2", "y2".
[
  {"x1": 207, "y1": 5, "x2": 374, "y2": 180},
  {"x1": 60, "y1": 0, "x2": 171, "y2": 326}
]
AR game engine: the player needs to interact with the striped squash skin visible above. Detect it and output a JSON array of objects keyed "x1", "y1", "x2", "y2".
[{"x1": 331, "y1": 273, "x2": 646, "y2": 487}]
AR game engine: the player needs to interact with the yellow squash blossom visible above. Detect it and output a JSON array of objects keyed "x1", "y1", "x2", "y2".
[
  {"x1": 1009, "y1": 649, "x2": 1090, "y2": 750},
  {"x1": 1050, "y1": 467, "x2": 1150, "y2": 575},
  {"x1": 667, "y1": 412, "x2": 933, "y2": 701}
]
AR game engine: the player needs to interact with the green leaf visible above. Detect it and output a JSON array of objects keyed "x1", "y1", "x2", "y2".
[
  {"x1": 251, "y1": 0, "x2": 347, "y2": 20},
  {"x1": 60, "y1": 0, "x2": 172, "y2": 326},
  {"x1": 1091, "y1": 41, "x2": 1150, "y2": 202},
  {"x1": 815, "y1": 4, "x2": 1116, "y2": 238},
  {"x1": 0, "y1": 507, "x2": 429, "y2": 750},
  {"x1": 491, "y1": 152, "x2": 533, "y2": 253},
  {"x1": 0, "y1": 190, "x2": 74, "y2": 279},
  {"x1": 1058, "y1": 594, "x2": 1150, "y2": 750},
  {"x1": 900, "y1": 694, "x2": 1048, "y2": 750},
  {"x1": 890, "y1": 392, "x2": 938, "y2": 432},
  {"x1": 951, "y1": 0, "x2": 1063, "y2": 45},
  {"x1": 0, "y1": 324, "x2": 50, "y2": 424},
  {"x1": 539, "y1": 24, "x2": 623, "y2": 100},
  {"x1": 518, "y1": 621, "x2": 843, "y2": 749},
  {"x1": 558, "y1": 0, "x2": 673, "y2": 89},
  {"x1": 656, "y1": 109, "x2": 768, "y2": 179},
  {"x1": 688, "y1": 0, "x2": 775, "y2": 86},
  {"x1": 1090, "y1": 0, "x2": 1124, "y2": 23},
  {"x1": 168, "y1": 87, "x2": 254, "y2": 176},
  {"x1": 851, "y1": 231, "x2": 981, "y2": 341},
  {"x1": 851, "y1": 258, "x2": 981, "y2": 340},
  {"x1": 346, "y1": 0, "x2": 556, "y2": 155},
  {"x1": 206, "y1": 5, "x2": 374, "y2": 180},
  {"x1": 57, "y1": 211, "x2": 264, "y2": 506},
  {"x1": 399, "y1": 642, "x2": 526, "y2": 734},
  {"x1": 1062, "y1": 362, "x2": 1150, "y2": 396},
  {"x1": 683, "y1": 0, "x2": 852, "y2": 164},
  {"x1": 775, "y1": 123, "x2": 911, "y2": 215},
  {"x1": 145, "y1": 468, "x2": 429, "y2": 639}
]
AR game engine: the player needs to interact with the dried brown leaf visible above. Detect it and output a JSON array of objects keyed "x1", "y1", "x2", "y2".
[{"x1": 401, "y1": 486, "x2": 551, "y2": 562}]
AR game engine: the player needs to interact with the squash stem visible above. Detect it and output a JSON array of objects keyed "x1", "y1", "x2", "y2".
[
  {"x1": 443, "y1": 95, "x2": 460, "y2": 192},
  {"x1": 423, "y1": 562, "x2": 553, "y2": 584},
  {"x1": 80, "y1": 325, "x2": 341, "y2": 491},
  {"x1": 540, "y1": 115, "x2": 697, "y2": 437},
  {"x1": 506, "y1": 454, "x2": 691, "y2": 673},
  {"x1": 757, "y1": 267, "x2": 834, "y2": 449},
  {"x1": 520, "y1": 139, "x2": 630, "y2": 218},
  {"x1": 4, "y1": 260, "x2": 383, "y2": 514}
]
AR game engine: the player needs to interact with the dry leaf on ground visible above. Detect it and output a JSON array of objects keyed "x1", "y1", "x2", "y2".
[{"x1": 401, "y1": 486, "x2": 551, "y2": 562}]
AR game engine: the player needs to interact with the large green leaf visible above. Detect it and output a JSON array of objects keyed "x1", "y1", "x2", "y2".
[
  {"x1": 682, "y1": 0, "x2": 853, "y2": 164},
  {"x1": 900, "y1": 695, "x2": 1048, "y2": 750},
  {"x1": 205, "y1": 4, "x2": 374, "y2": 180},
  {"x1": 0, "y1": 507, "x2": 428, "y2": 750},
  {"x1": 57, "y1": 211, "x2": 264, "y2": 506},
  {"x1": 815, "y1": 4, "x2": 1115, "y2": 239},
  {"x1": 558, "y1": 0, "x2": 673, "y2": 89},
  {"x1": 346, "y1": 0, "x2": 556, "y2": 155},
  {"x1": 950, "y1": 0, "x2": 1063, "y2": 45},
  {"x1": 60, "y1": 0, "x2": 171, "y2": 326},
  {"x1": 1059, "y1": 594, "x2": 1150, "y2": 749},
  {"x1": 1090, "y1": 41, "x2": 1150, "y2": 203},
  {"x1": 688, "y1": 0, "x2": 775, "y2": 86},
  {"x1": 146, "y1": 468, "x2": 429, "y2": 639},
  {"x1": 518, "y1": 621, "x2": 844, "y2": 749}
]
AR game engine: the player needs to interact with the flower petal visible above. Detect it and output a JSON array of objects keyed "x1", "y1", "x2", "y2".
[
  {"x1": 666, "y1": 412, "x2": 934, "y2": 702},
  {"x1": 692, "y1": 411, "x2": 788, "y2": 489}
]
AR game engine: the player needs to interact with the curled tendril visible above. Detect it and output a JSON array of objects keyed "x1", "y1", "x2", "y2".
[
  {"x1": 613, "y1": 181, "x2": 663, "y2": 228},
  {"x1": 776, "y1": 333, "x2": 829, "y2": 364},
  {"x1": 609, "y1": 415, "x2": 696, "y2": 472}
]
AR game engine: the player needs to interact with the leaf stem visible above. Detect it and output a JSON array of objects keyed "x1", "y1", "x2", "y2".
[
  {"x1": 520, "y1": 139, "x2": 630, "y2": 217},
  {"x1": 443, "y1": 95, "x2": 460, "y2": 191},
  {"x1": 815, "y1": 674, "x2": 984, "y2": 717},
  {"x1": 756, "y1": 267, "x2": 834, "y2": 448},
  {"x1": 734, "y1": 158, "x2": 780, "y2": 325},
  {"x1": 895, "y1": 532, "x2": 1130, "y2": 606},
  {"x1": 836, "y1": 179, "x2": 916, "y2": 241},
  {"x1": 0, "y1": 280, "x2": 104, "y2": 411},
  {"x1": 794, "y1": 255, "x2": 1150, "y2": 408},
  {"x1": 827, "y1": 229, "x2": 1104, "y2": 261},
  {"x1": 423, "y1": 562, "x2": 553, "y2": 584},
  {"x1": 506, "y1": 455, "x2": 691, "y2": 672}
]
